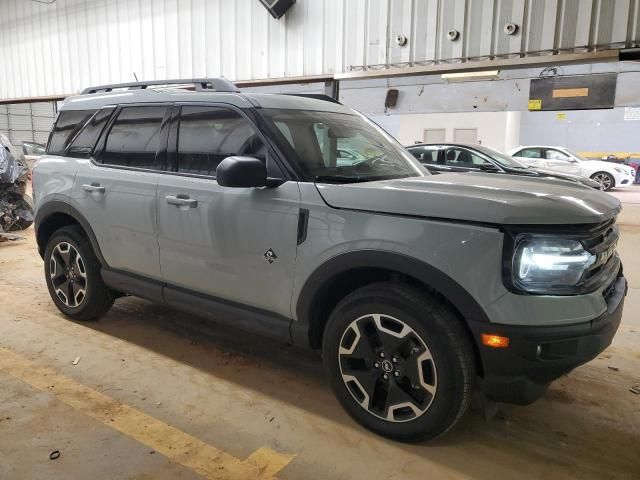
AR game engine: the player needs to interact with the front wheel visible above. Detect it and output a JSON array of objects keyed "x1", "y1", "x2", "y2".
[
  {"x1": 322, "y1": 282, "x2": 476, "y2": 442},
  {"x1": 590, "y1": 171, "x2": 615, "y2": 191}
]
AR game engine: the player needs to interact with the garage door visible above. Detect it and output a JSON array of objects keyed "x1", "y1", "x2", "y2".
[
  {"x1": 0, "y1": 102, "x2": 56, "y2": 148},
  {"x1": 423, "y1": 128, "x2": 446, "y2": 143},
  {"x1": 453, "y1": 128, "x2": 478, "y2": 144}
]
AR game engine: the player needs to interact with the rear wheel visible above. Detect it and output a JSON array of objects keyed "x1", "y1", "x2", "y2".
[
  {"x1": 590, "y1": 171, "x2": 615, "y2": 191},
  {"x1": 322, "y1": 282, "x2": 476, "y2": 442},
  {"x1": 44, "y1": 225, "x2": 114, "y2": 320}
]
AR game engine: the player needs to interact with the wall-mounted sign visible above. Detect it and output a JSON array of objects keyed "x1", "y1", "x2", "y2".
[
  {"x1": 529, "y1": 73, "x2": 616, "y2": 111},
  {"x1": 624, "y1": 107, "x2": 640, "y2": 121},
  {"x1": 528, "y1": 99, "x2": 542, "y2": 110}
]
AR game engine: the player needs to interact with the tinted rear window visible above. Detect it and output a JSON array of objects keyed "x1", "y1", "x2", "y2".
[
  {"x1": 67, "y1": 107, "x2": 115, "y2": 158},
  {"x1": 46, "y1": 110, "x2": 96, "y2": 156}
]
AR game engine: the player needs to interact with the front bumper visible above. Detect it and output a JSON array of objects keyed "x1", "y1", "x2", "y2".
[{"x1": 469, "y1": 274, "x2": 627, "y2": 404}]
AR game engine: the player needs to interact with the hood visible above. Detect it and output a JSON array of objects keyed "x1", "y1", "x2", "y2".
[
  {"x1": 316, "y1": 173, "x2": 621, "y2": 225},
  {"x1": 585, "y1": 159, "x2": 633, "y2": 172}
]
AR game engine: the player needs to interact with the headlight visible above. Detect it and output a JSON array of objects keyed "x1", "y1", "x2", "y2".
[{"x1": 511, "y1": 237, "x2": 595, "y2": 293}]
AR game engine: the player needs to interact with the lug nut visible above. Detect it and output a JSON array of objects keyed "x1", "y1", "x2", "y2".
[
  {"x1": 374, "y1": 361, "x2": 380, "y2": 368},
  {"x1": 392, "y1": 356, "x2": 398, "y2": 363},
  {"x1": 383, "y1": 374, "x2": 389, "y2": 380},
  {"x1": 379, "y1": 352, "x2": 385, "y2": 358},
  {"x1": 394, "y1": 371, "x2": 400, "y2": 377}
]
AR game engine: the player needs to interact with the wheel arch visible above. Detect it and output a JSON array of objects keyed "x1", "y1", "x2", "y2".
[
  {"x1": 293, "y1": 251, "x2": 489, "y2": 358},
  {"x1": 35, "y1": 201, "x2": 106, "y2": 265}
]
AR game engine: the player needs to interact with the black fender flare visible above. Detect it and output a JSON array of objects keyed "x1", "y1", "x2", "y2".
[
  {"x1": 34, "y1": 200, "x2": 107, "y2": 266},
  {"x1": 293, "y1": 250, "x2": 490, "y2": 348}
]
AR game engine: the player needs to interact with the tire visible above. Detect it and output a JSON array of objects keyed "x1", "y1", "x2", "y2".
[
  {"x1": 590, "y1": 171, "x2": 615, "y2": 191},
  {"x1": 322, "y1": 282, "x2": 476, "y2": 442},
  {"x1": 44, "y1": 225, "x2": 114, "y2": 321}
]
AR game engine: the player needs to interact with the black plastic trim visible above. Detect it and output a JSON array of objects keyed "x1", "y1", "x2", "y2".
[
  {"x1": 469, "y1": 274, "x2": 626, "y2": 404},
  {"x1": 293, "y1": 250, "x2": 491, "y2": 347},
  {"x1": 163, "y1": 285, "x2": 292, "y2": 343},
  {"x1": 34, "y1": 200, "x2": 107, "y2": 265},
  {"x1": 297, "y1": 208, "x2": 309, "y2": 245},
  {"x1": 101, "y1": 269, "x2": 164, "y2": 303}
]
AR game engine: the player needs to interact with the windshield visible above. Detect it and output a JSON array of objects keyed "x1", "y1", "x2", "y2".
[
  {"x1": 259, "y1": 108, "x2": 425, "y2": 183},
  {"x1": 472, "y1": 144, "x2": 529, "y2": 168}
]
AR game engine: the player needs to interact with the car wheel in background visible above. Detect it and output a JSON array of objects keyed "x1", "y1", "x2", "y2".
[{"x1": 590, "y1": 172, "x2": 615, "y2": 191}]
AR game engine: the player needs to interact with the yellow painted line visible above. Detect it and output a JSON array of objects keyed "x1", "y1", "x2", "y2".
[{"x1": 0, "y1": 346, "x2": 294, "y2": 480}]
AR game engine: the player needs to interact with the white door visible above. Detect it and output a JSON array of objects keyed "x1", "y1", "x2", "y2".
[
  {"x1": 423, "y1": 128, "x2": 446, "y2": 143},
  {"x1": 453, "y1": 128, "x2": 478, "y2": 144},
  {"x1": 544, "y1": 148, "x2": 582, "y2": 175}
]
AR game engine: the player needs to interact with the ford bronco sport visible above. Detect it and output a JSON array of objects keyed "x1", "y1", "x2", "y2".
[{"x1": 33, "y1": 78, "x2": 626, "y2": 442}]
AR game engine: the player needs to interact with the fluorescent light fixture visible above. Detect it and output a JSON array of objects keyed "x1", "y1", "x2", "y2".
[{"x1": 441, "y1": 70, "x2": 500, "y2": 82}]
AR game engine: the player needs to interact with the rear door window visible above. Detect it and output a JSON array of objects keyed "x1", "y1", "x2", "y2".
[
  {"x1": 98, "y1": 106, "x2": 166, "y2": 169},
  {"x1": 444, "y1": 147, "x2": 490, "y2": 168},
  {"x1": 515, "y1": 148, "x2": 542, "y2": 158},
  {"x1": 176, "y1": 106, "x2": 265, "y2": 176},
  {"x1": 46, "y1": 109, "x2": 97, "y2": 156}
]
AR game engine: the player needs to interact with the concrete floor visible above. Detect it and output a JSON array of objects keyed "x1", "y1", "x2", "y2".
[{"x1": 1, "y1": 217, "x2": 639, "y2": 479}]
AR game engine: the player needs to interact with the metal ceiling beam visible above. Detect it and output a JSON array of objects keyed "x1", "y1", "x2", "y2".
[
  {"x1": 0, "y1": 50, "x2": 622, "y2": 105},
  {"x1": 334, "y1": 50, "x2": 620, "y2": 80}
]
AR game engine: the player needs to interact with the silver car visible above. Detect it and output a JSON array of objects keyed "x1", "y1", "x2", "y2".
[{"x1": 33, "y1": 79, "x2": 626, "y2": 442}]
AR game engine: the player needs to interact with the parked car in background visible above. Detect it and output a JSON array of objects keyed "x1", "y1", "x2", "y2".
[
  {"x1": 406, "y1": 143, "x2": 602, "y2": 190},
  {"x1": 626, "y1": 158, "x2": 640, "y2": 184},
  {"x1": 21, "y1": 142, "x2": 46, "y2": 170},
  {"x1": 509, "y1": 146, "x2": 635, "y2": 191}
]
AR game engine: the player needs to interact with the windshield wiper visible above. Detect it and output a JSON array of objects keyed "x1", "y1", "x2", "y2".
[
  {"x1": 314, "y1": 173, "x2": 414, "y2": 184},
  {"x1": 314, "y1": 175, "x2": 369, "y2": 183}
]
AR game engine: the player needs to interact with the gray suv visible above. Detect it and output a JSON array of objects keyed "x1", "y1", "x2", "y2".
[{"x1": 33, "y1": 79, "x2": 626, "y2": 442}]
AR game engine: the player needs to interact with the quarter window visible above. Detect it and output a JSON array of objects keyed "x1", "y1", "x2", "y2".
[
  {"x1": 47, "y1": 109, "x2": 96, "y2": 156},
  {"x1": 177, "y1": 106, "x2": 265, "y2": 176},
  {"x1": 98, "y1": 106, "x2": 166, "y2": 169},
  {"x1": 67, "y1": 107, "x2": 115, "y2": 159}
]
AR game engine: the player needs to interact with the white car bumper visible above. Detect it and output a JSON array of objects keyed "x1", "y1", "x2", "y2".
[{"x1": 612, "y1": 169, "x2": 636, "y2": 188}]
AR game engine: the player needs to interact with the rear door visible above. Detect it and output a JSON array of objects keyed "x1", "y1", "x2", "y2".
[
  {"x1": 543, "y1": 148, "x2": 582, "y2": 175},
  {"x1": 156, "y1": 104, "x2": 300, "y2": 318},
  {"x1": 71, "y1": 105, "x2": 169, "y2": 280}
]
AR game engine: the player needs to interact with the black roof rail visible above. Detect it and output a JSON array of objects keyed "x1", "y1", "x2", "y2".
[
  {"x1": 283, "y1": 93, "x2": 342, "y2": 104},
  {"x1": 81, "y1": 78, "x2": 240, "y2": 94}
]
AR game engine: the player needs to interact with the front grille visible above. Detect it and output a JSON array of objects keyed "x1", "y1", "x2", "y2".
[{"x1": 581, "y1": 219, "x2": 620, "y2": 291}]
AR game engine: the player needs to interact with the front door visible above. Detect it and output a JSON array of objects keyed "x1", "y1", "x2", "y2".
[{"x1": 156, "y1": 105, "x2": 300, "y2": 318}]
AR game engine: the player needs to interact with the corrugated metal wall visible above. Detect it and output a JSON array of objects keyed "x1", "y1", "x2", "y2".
[
  {"x1": 0, "y1": 103, "x2": 56, "y2": 147},
  {"x1": 0, "y1": 0, "x2": 638, "y2": 100}
]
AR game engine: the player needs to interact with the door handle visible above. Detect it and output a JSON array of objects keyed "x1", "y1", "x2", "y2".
[
  {"x1": 82, "y1": 183, "x2": 105, "y2": 193},
  {"x1": 166, "y1": 195, "x2": 198, "y2": 208}
]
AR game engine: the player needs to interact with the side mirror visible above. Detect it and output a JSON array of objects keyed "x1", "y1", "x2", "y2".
[{"x1": 216, "y1": 156, "x2": 267, "y2": 188}]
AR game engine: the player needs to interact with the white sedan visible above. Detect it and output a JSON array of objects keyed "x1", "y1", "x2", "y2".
[{"x1": 509, "y1": 145, "x2": 636, "y2": 191}]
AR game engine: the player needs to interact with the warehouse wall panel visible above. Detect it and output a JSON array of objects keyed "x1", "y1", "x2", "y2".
[{"x1": 0, "y1": 0, "x2": 638, "y2": 100}]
